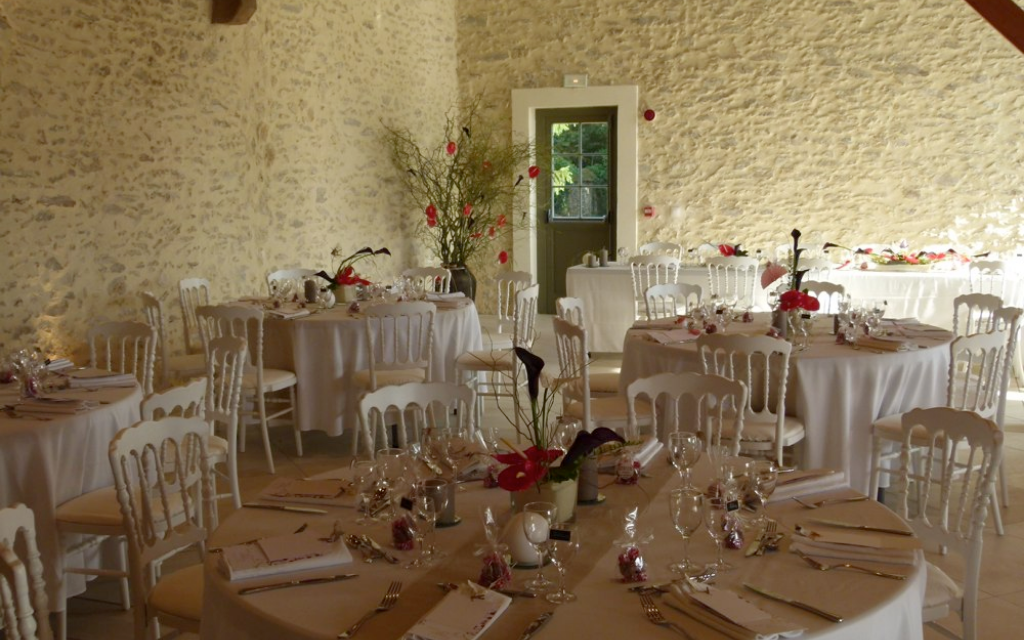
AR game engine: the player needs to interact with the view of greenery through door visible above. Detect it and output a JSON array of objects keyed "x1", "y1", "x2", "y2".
[{"x1": 551, "y1": 121, "x2": 611, "y2": 220}]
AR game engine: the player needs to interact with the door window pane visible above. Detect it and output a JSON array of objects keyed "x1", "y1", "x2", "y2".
[
  {"x1": 552, "y1": 123, "x2": 580, "y2": 154},
  {"x1": 581, "y1": 156, "x2": 608, "y2": 186},
  {"x1": 584, "y1": 187, "x2": 609, "y2": 219},
  {"x1": 552, "y1": 155, "x2": 580, "y2": 187},
  {"x1": 549, "y1": 119, "x2": 610, "y2": 221},
  {"x1": 581, "y1": 123, "x2": 608, "y2": 154}
]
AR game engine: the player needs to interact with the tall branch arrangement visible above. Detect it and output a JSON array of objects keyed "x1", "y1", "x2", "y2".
[{"x1": 382, "y1": 102, "x2": 537, "y2": 267}]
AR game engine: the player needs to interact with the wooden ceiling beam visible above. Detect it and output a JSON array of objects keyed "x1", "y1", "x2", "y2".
[{"x1": 963, "y1": 0, "x2": 1024, "y2": 55}]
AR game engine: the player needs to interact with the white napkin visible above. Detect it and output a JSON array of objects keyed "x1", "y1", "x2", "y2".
[
  {"x1": 259, "y1": 477, "x2": 355, "y2": 508},
  {"x1": 426, "y1": 292, "x2": 466, "y2": 301},
  {"x1": 218, "y1": 530, "x2": 353, "y2": 581},
  {"x1": 647, "y1": 329, "x2": 698, "y2": 344},
  {"x1": 855, "y1": 335, "x2": 908, "y2": 352},
  {"x1": 598, "y1": 436, "x2": 663, "y2": 471},
  {"x1": 402, "y1": 582, "x2": 511, "y2": 640},
  {"x1": 668, "y1": 584, "x2": 804, "y2": 640},
  {"x1": 631, "y1": 318, "x2": 681, "y2": 330},
  {"x1": 15, "y1": 397, "x2": 98, "y2": 414},
  {"x1": 770, "y1": 469, "x2": 848, "y2": 503},
  {"x1": 45, "y1": 358, "x2": 73, "y2": 371},
  {"x1": 63, "y1": 368, "x2": 137, "y2": 388},
  {"x1": 266, "y1": 306, "x2": 312, "y2": 319},
  {"x1": 789, "y1": 526, "x2": 918, "y2": 566}
]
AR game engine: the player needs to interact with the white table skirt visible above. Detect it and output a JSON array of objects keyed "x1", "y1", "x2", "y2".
[
  {"x1": 201, "y1": 454, "x2": 923, "y2": 640},
  {"x1": 565, "y1": 262, "x2": 1011, "y2": 353},
  {"x1": 0, "y1": 384, "x2": 142, "y2": 607},
  {"x1": 619, "y1": 321, "x2": 951, "y2": 493},
  {"x1": 262, "y1": 303, "x2": 483, "y2": 436}
]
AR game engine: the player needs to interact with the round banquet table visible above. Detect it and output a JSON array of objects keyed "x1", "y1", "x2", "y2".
[
  {"x1": 201, "y1": 454, "x2": 925, "y2": 640},
  {"x1": 619, "y1": 316, "x2": 953, "y2": 494},
  {"x1": 260, "y1": 300, "x2": 483, "y2": 436},
  {"x1": 0, "y1": 382, "x2": 142, "y2": 607}
]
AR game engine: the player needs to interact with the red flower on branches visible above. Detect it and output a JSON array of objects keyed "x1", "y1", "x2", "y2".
[
  {"x1": 779, "y1": 290, "x2": 820, "y2": 312},
  {"x1": 528, "y1": 165, "x2": 540, "y2": 179},
  {"x1": 498, "y1": 250, "x2": 509, "y2": 264},
  {"x1": 463, "y1": 203, "x2": 473, "y2": 217},
  {"x1": 446, "y1": 141, "x2": 457, "y2": 155}
]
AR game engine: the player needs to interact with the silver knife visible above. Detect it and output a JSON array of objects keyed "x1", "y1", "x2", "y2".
[
  {"x1": 360, "y1": 535, "x2": 400, "y2": 564},
  {"x1": 238, "y1": 573, "x2": 358, "y2": 595},
  {"x1": 518, "y1": 611, "x2": 554, "y2": 640},
  {"x1": 808, "y1": 518, "x2": 915, "y2": 536},
  {"x1": 242, "y1": 503, "x2": 328, "y2": 515},
  {"x1": 743, "y1": 584, "x2": 844, "y2": 623}
]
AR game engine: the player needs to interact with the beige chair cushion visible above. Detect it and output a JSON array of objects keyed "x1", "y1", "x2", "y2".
[
  {"x1": 564, "y1": 397, "x2": 652, "y2": 426},
  {"x1": 722, "y1": 414, "x2": 805, "y2": 445},
  {"x1": 243, "y1": 368, "x2": 298, "y2": 393},
  {"x1": 924, "y1": 561, "x2": 963, "y2": 609},
  {"x1": 872, "y1": 412, "x2": 936, "y2": 444},
  {"x1": 456, "y1": 349, "x2": 515, "y2": 371},
  {"x1": 149, "y1": 563, "x2": 204, "y2": 623},
  {"x1": 208, "y1": 434, "x2": 229, "y2": 460},
  {"x1": 55, "y1": 487, "x2": 122, "y2": 528},
  {"x1": 352, "y1": 368, "x2": 427, "y2": 389}
]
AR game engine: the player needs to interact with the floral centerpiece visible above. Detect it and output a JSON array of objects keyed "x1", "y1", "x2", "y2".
[
  {"x1": 492, "y1": 348, "x2": 625, "y2": 514},
  {"x1": 315, "y1": 246, "x2": 390, "y2": 301},
  {"x1": 383, "y1": 100, "x2": 538, "y2": 298},
  {"x1": 761, "y1": 229, "x2": 821, "y2": 313},
  {"x1": 716, "y1": 243, "x2": 748, "y2": 257},
  {"x1": 823, "y1": 240, "x2": 969, "y2": 270}
]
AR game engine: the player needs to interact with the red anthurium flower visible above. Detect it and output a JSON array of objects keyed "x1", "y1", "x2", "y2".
[
  {"x1": 470, "y1": 232, "x2": 482, "y2": 239},
  {"x1": 463, "y1": 203, "x2": 473, "y2": 217},
  {"x1": 906, "y1": 254, "x2": 920, "y2": 264},
  {"x1": 528, "y1": 165, "x2": 540, "y2": 179},
  {"x1": 493, "y1": 446, "x2": 562, "y2": 492},
  {"x1": 426, "y1": 215, "x2": 437, "y2": 228},
  {"x1": 488, "y1": 226, "x2": 496, "y2": 238},
  {"x1": 446, "y1": 141, "x2": 457, "y2": 155},
  {"x1": 425, "y1": 203, "x2": 437, "y2": 218},
  {"x1": 718, "y1": 244, "x2": 736, "y2": 257},
  {"x1": 482, "y1": 160, "x2": 492, "y2": 171},
  {"x1": 498, "y1": 250, "x2": 509, "y2": 264},
  {"x1": 496, "y1": 214, "x2": 507, "y2": 228}
]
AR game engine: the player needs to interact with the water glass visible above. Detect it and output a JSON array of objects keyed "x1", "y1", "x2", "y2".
[
  {"x1": 668, "y1": 488, "x2": 704, "y2": 576},
  {"x1": 667, "y1": 432, "x2": 702, "y2": 487},
  {"x1": 522, "y1": 501, "x2": 557, "y2": 593},
  {"x1": 704, "y1": 497, "x2": 734, "y2": 572},
  {"x1": 751, "y1": 460, "x2": 778, "y2": 528},
  {"x1": 545, "y1": 522, "x2": 580, "y2": 604},
  {"x1": 350, "y1": 458, "x2": 378, "y2": 525}
]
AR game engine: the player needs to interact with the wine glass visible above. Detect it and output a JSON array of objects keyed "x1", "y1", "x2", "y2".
[
  {"x1": 403, "y1": 495, "x2": 434, "y2": 569},
  {"x1": 350, "y1": 457, "x2": 378, "y2": 525},
  {"x1": 668, "y1": 488, "x2": 704, "y2": 576},
  {"x1": 545, "y1": 522, "x2": 580, "y2": 604},
  {"x1": 750, "y1": 460, "x2": 778, "y2": 529},
  {"x1": 521, "y1": 501, "x2": 557, "y2": 593},
  {"x1": 377, "y1": 448, "x2": 413, "y2": 519},
  {"x1": 418, "y1": 480, "x2": 449, "y2": 561},
  {"x1": 704, "y1": 496, "x2": 734, "y2": 572},
  {"x1": 668, "y1": 432, "x2": 702, "y2": 487}
]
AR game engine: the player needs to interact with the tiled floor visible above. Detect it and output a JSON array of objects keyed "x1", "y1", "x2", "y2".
[{"x1": 61, "y1": 335, "x2": 1024, "y2": 640}]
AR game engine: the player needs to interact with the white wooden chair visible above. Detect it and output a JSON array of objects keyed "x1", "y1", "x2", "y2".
[
  {"x1": 177, "y1": 278, "x2": 211, "y2": 358},
  {"x1": 800, "y1": 281, "x2": 846, "y2": 314},
  {"x1": 891, "y1": 407, "x2": 1002, "y2": 640},
  {"x1": 626, "y1": 372, "x2": 747, "y2": 448},
  {"x1": 993, "y1": 307, "x2": 1022, "y2": 517},
  {"x1": 352, "y1": 301, "x2": 437, "y2": 453},
  {"x1": 952, "y1": 293, "x2": 1002, "y2": 338},
  {"x1": 968, "y1": 260, "x2": 1009, "y2": 300},
  {"x1": 638, "y1": 241, "x2": 683, "y2": 260},
  {"x1": 357, "y1": 382, "x2": 477, "y2": 457},
  {"x1": 202, "y1": 337, "x2": 247, "y2": 509},
  {"x1": 553, "y1": 316, "x2": 652, "y2": 433},
  {"x1": 0, "y1": 504, "x2": 53, "y2": 640},
  {"x1": 799, "y1": 257, "x2": 832, "y2": 282},
  {"x1": 456, "y1": 285, "x2": 539, "y2": 447},
  {"x1": 196, "y1": 305, "x2": 301, "y2": 474},
  {"x1": 140, "y1": 292, "x2": 205, "y2": 390},
  {"x1": 140, "y1": 377, "x2": 206, "y2": 422},
  {"x1": 110, "y1": 416, "x2": 215, "y2": 640},
  {"x1": 266, "y1": 268, "x2": 318, "y2": 297},
  {"x1": 629, "y1": 255, "x2": 680, "y2": 320},
  {"x1": 88, "y1": 321, "x2": 157, "y2": 395},
  {"x1": 869, "y1": 328, "x2": 1010, "y2": 534},
  {"x1": 644, "y1": 282, "x2": 703, "y2": 320},
  {"x1": 697, "y1": 333, "x2": 805, "y2": 467},
  {"x1": 402, "y1": 267, "x2": 452, "y2": 294},
  {"x1": 705, "y1": 256, "x2": 759, "y2": 309},
  {"x1": 555, "y1": 296, "x2": 586, "y2": 327},
  {"x1": 478, "y1": 270, "x2": 532, "y2": 350}
]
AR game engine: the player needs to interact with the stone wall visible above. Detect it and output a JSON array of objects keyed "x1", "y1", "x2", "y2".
[
  {"x1": 0, "y1": 0, "x2": 458, "y2": 358},
  {"x1": 457, "y1": 0, "x2": 1024, "y2": 259}
]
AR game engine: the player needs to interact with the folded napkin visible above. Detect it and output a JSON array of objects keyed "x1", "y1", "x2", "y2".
[
  {"x1": 430, "y1": 298, "x2": 472, "y2": 310},
  {"x1": 668, "y1": 584, "x2": 804, "y2": 640},
  {"x1": 598, "y1": 436, "x2": 663, "y2": 471},
  {"x1": 789, "y1": 525, "x2": 919, "y2": 566},
  {"x1": 402, "y1": 582, "x2": 511, "y2": 640},
  {"x1": 265, "y1": 306, "x2": 312, "y2": 319},
  {"x1": 770, "y1": 469, "x2": 848, "y2": 503},
  {"x1": 45, "y1": 358, "x2": 73, "y2": 372},
  {"x1": 259, "y1": 477, "x2": 355, "y2": 508},
  {"x1": 632, "y1": 318, "x2": 682, "y2": 330},
  {"x1": 425, "y1": 292, "x2": 466, "y2": 301},
  {"x1": 855, "y1": 336, "x2": 908, "y2": 352},
  {"x1": 64, "y1": 368, "x2": 137, "y2": 388},
  {"x1": 218, "y1": 530, "x2": 352, "y2": 581},
  {"x1": 646, "y1": 329, "x2": 699, "y2": 345},
  {"x1": 15, "y1": 397, "x2": 98, "y2": 414}
]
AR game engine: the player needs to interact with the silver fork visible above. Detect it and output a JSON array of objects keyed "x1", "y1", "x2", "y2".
[
  {"x1": 757, "y1": 520, "x2": 778, "y2": 556},
  {"x1": 639, "y1": 593, "x2": 694, "y2": 640},
  {"x1": 793, "y1": 495, "x2": 869, "y2": 509},
  {"x1": 338, "y1": 581, "x2": 402, "y2": 638},
  {"x1": 796, "y1": 551, "x2": 907, "y2": 580}
]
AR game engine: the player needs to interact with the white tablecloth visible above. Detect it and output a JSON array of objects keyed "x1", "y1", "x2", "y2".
[
  {"x1": 619, "y1": 319, "x2": 951, "y2": 493},
  {"x1": 0, "y1": 384, "x2": 142, "y2": 607},
  {"x1": 566, "y1": 263, "x2": 1007, "y2": 352},
  {"x1": 262, "y1": 302, "x2": 483, "y2": 436},
  {"x1": 201, "y1": 454, "x2": 923, "y2": 640}
]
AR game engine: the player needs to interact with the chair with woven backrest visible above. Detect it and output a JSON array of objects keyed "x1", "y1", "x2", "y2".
[
  {"x1": 402, "y1": 267, "x2": 452, "y2": 295},
  {"x1": 638, "y1": 241, "x2": 683, "y2": 260},
  {"x1": 478, "y1": 270, "x2": 532, "y2": 350},
  {"x1": 626, "y1": 372, "x2": 747, "y2": 448},
  {"x1": 266, "y1": 268, "x2": 318, "y2": 297},
  {"x1": 196, "y1": 305, "x2": 301, "y2": 474},
  {"x1": 705, "y1": 256, "x2": 759, "y2": 310},
  {"x1": 868, "y1": 327, "x2": 1010, "y2": 534},
  {"x1": 553, "y1": 316, "x2": 652, "y2": 433},
  {"x1": 357, "y1": 382, "x2": 477, "y2": 457},
  {"x1": 891, "y1": 407, "x2": 1002, "y2": 640},
  {"x1": 800, "y1": 281, "x2": 846, "y2": 314},
  {"x1": 88, "y1": 321, "x2": 157, "y2": 396},
  {"x1": 139, "y1": 292, "x2": 206, "y2": 390},
  {"x1": 352, "y1": 301, "x2": 437, "y2": 453},
  {"x1": 555, "y1": 296, "x2": 586, "y2": 327},
  {"x1": 697, "y1": 333, "x2": 805, "y2": 467},
  {"x1": 952, "y1": 293, "x2": 1002, "y2": 338},
  {"x1": 629, "y1": 255, "x2": 680, "y2": 321},
  {"x1": 178, "y1": 278, "x2": 211, "y2": 359},
  {"x1": 455, "y1": 285, "x2": 539, "y2": 448},
  {"x1": 110, "y1": 416, "x2": 216, "y2": 640},
  {"x1": 0, "y1": 503, "x2": 52, "y2": 640},
  {"x1": 644, "y1": 282, "x2": 703, "y2": 320}
]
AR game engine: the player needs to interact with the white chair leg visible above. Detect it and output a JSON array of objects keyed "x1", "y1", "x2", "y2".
[
  {"x1": 56, "y1": 607, "x2": 68, "y2": 640},
  {"x1": 990, "y1": 484, "x2": 1005, "y2": 536},
  {"x1": 290, "y1": 387, "x2": 303, "y2": 457},
  {"x1": 117, "y1": 537, "x2": 131, "y2": 610},
  {"x1": 228, "y1": 448, "x2": 242, "y2": 510},
  {"x1": 868, "y1": 432, "x2": 883, "y2": 500},
  {"x1": 256, "y1": 391, "x2": 275, "y2": 474}
]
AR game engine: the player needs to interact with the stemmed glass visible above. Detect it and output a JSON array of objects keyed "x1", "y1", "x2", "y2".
[
  {"x1": 377, "y1": 448, "x2": 414, "y2": 519},
  {"x1": 405, "y1": 481, "x2": 449, "y2": 568},
  {"x1": 750, "y1": 460, "x2": 778, "y2": 528},
  {"x1": 350, "y1": 457, "x2": 378, "y2": 525},
  {"x1": 545, "y1": 522, "x2": 580, "y2": 604},
  {"x1": 668, "y1": 488, "x2": 704, "y2": 576},
  {"x1": 521, "y1": 501, "x2": 557, "y2": 593},
  {"x1": 704, "y1": 497, "x2": 734, "y2": 573},
  {"x1": 667, "y1": 432, "x2": 702, "y2": 487}
]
